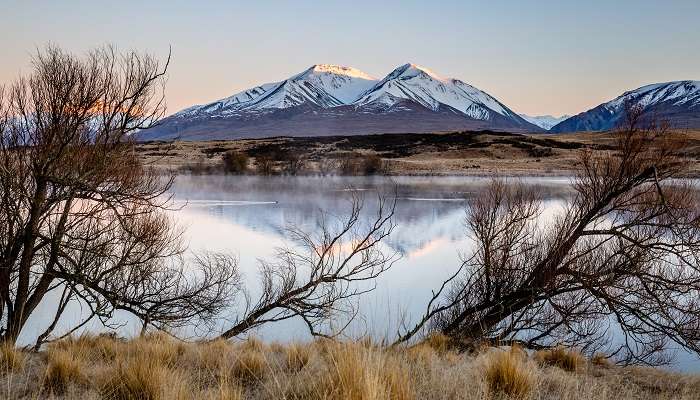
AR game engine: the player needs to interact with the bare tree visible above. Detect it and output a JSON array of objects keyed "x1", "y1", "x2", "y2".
[
  {"x1": 217, "y1": 193, "x2": 397, "y2": 339},
  {"x1": 0, "y1": 45, "x2": 235, "y2": 345},
  {"x1": 397, "y1": 105, "x2": 700, "y2": 365}
]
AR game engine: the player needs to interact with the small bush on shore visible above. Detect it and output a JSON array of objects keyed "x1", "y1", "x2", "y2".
[
  {"x1": 255, "y1": 155, "x2": 276, "y2": 175},
  {"x1": 534, "y1": 346, "x2": 586, "y2": 372},
  {"x1": 338, "y1": 153, "x2": 387, "y2": 175},
  {"x1": 222, "y1": 151, "x2": 249, "y2": 174},
  {"x1": 484, "y1": 348, "x2": 536, "y2": 398}
]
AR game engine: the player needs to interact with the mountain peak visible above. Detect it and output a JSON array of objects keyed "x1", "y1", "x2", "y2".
[
  {"x1": 393, "y1": 63, "x2": 445, "y2": 81},
  {"x1": 304, "y1": 64, "x2": 376, "y2": 80},
  {"x1": 355, "y1": 63, "x2": 528, "y2": 124}
]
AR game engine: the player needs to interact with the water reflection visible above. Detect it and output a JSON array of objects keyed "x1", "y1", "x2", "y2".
[
  {"x1": 171, "y1": 175, "x2": 574, "y2": 257},
  {"x1": 168, "y1": 176, "x2": 575, "y2": 342}
]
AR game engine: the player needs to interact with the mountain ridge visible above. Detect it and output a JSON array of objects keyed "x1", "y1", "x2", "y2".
[
  {"x1": 138, "y1": 63, "x2": 542, "y2": 141},
  {"x1": 551, "y1": 80, "x2": 700, "y2": 133}
]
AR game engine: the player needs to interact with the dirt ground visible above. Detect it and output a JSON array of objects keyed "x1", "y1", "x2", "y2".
[{"x1": 136, "y1": 130, "x2": 700, "y2": 177}]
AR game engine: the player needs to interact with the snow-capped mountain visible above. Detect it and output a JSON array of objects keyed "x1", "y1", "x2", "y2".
[
  {"x1": 138, "y1": 64, "x2": 542, "y2": 141},
  {"x1": 518, "y1": 114, "x2": 570, "y2": 130},
  {"x1": 178, "y1": 64, "x2": 377, "y2": 116},
  {"x1": 550, "y1": 80, "x2": 700, "y2": 133},
  {"x1": 355, "y1": 64, "x2": 523, "y2": 121}
]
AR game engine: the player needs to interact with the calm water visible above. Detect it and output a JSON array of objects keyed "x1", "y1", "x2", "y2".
[
  {"x1": 22, "y1": 175, "x2": 700, "y2": 371},
  {"x1": 166, "y1": 176, "x2": 570, "y2": 339}
]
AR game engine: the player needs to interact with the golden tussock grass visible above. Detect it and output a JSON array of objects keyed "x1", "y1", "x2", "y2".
[
  {"x1": 327, "y1": 342, "x2": 413, "y2": 400},
  {"x1": 231, "y1": 349, "x2": 268, "y2": 384},
  {"x1": 0, "y1": 335, "x2": 699, "y2": 399},
  {"x1": 43, "y1": 348, "x2": 86, "y2": 393},
  {"x1": 284, "y1": 342, "x2": 312, "y2": 372},
  {"x1": 272, "y1": 341, "x2": 414, "y2": 400},
  {"x1": 100, "y1": 353, "x2": 181, "y2": 400},
  {"x1": 196, "y1": 338, "x2": 233, "y2": 373},
  {"x1": 420, "y1": 332, "x2": 454, "y2": 354},
  {"x1": 484, "y1": 348, "x2": 536, "y2": 398},
  {"x1": 0, "y1": 341, "x2": 25, "y2": 374},
  {"x1": 591, "y1": 352, "x2": 613, "y2": 368},
  {"x1": 534, "y1": 346, "x2": 586, "y2": 372}
]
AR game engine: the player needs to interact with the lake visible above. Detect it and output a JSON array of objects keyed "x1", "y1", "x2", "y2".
[{"x1": 22, "y1": 175, "x2": 700, "y2": 371}]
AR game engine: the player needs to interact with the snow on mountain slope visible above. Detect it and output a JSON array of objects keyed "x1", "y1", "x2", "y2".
[
  {"x1": 178, "y1": 64, "x2": 377, "y2": 117},
  {"x1": 175, "y1": 63, "x2": 532, "y2": 126},
  {"x1": 551, "y1": 80, "x2": 700, "y2": 133},
  {"x1": 355, "y1": 63, "x2": 521, "y2": 121},
  {"x1": 518, "y1": 114, "x2": 571, "y2": 130},
  {"x1": 139, "y1": 63, "x2": 543, "y2": 141},
  {"x1": 606, "y1": 80, "x2": 700, "y2": 110}
]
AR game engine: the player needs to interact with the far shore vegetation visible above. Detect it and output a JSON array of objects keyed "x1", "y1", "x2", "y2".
[{"x1": 136, "y1": 129, "x2": 700, "y2": 177}]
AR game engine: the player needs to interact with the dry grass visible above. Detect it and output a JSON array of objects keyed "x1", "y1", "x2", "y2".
[
  {"x1": 534, "y1": 346, "x2": 586, "y2": 372},
  {"x1": 591, "y1": 353, "x2": 613, "y2": 368},
  {"x1": 203, "y1": 375, "x2": 244, "y2": 400},
  {"x1": 484, "y1": 348, "x2": 536, "y2": 398},
  {"x1": 0, "y1": 335, "x2": 698, "y2": 399},
  {"x1": 100, "y1": 354, "x2": 180, "y2": 400},
  {"x1": 43, "y1": 348, "x2": 86, "y2": 393},
  {"x1": 231, "y1": 349, "x2": 268, "y2": 384},
  {"x1": 420, "y1": 333, "x2": 454, "y2": 354},
  {"x1": 0, "y1": 341, "x2": 25, "y2": 374},
  {"x1": 323, "y1": 342, "x2": 413, "y2": 400},
  {"x1": 284, "y1": 342, "x2": 312, "y2": 372}
]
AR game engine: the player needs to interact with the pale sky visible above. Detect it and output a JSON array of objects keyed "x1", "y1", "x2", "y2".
[{"x1": 1, "y1": 0, "x2": 698, "y2": 117}]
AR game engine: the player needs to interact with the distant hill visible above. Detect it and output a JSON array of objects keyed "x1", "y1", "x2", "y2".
[{"x1": 518, "y1": 114, "x2": 570, "y2": 130}]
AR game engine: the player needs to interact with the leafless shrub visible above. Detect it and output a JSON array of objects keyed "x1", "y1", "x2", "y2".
[
  {"x1": 222, "y1": 150, "x2": 249, "y2": 174},
  {"x1": 256, "y1": 155, "x2": 275, "y2": 175},
  {"x1": 214, "y1": 192, "x2": 397, "y2": 339},
  {"x1": 338, "y1": 153, "x2": 387, "y2": 176},
  {"x1": 317, "y1": 158, "x2": 338, "y2": 176},
  {"x1": 0, "y1": 45, "x2": 236, "y2": 345},
  {"x1": 282, "y1": 152, "x2": 305, "y2": 176}
]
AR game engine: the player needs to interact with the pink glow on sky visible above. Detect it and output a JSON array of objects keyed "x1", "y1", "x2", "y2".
[{"x1": 1, "y1": 0, "x2": 698, "y2": 117}]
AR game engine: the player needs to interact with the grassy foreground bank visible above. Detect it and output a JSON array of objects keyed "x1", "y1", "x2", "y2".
[{"x1": 0, "y1": 334, "x2": 698, "y2": 399}]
